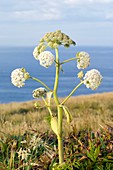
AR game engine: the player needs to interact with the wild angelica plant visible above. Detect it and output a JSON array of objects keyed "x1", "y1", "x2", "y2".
[{"x1": 11, "y1": 30, "x2": 102, "y2": 165}]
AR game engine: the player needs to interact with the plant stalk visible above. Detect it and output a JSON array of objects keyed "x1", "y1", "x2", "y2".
[
  {"x1": 42, "y1": 97, "x2": 53, "y2": 117},
  {"x1": 31, "y1": 76, "x2": 51, "y2": 91},
  {"x1": 53, "y1": 48, "x2": 64, "y2": 164},
  {"x1": 61, "y1": 81, "x2": 84, "y2": 105},
  {"x1": 60, "y1": 57, "x2": 76, "y2": 65}
]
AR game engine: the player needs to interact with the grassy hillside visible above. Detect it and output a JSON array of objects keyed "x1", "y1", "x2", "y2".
[
  {"x1": 0, "y1": 92, "x2": 113, "y2": 137},
  {"x1": 0, "y1": 92, "x2": 113, "y2": 169}
]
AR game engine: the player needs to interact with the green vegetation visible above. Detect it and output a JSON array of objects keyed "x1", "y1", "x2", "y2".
[{"x1": 0, "y1": 92, "x2": 113, "y2": 169}]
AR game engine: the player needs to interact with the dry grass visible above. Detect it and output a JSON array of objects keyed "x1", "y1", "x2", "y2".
[{"x1": 0, "y1": 92, "x2": 113, "y2": 137}]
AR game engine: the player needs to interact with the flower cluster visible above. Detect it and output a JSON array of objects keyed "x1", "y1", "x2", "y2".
[
  {"x1": 11, "y1": 68, "x2": 30, "y2": 88},
  {"x1": 83, "y1": 69, "x2": 102, "y2": 90},
  {"x1": 76, "y1": 51, "x2": 90, "y2": 69},
  {"x1": 33, "y1": 30, "x2": 76, "y2": 57},
  {"x1": 38, "y1": 51, "x2": 55, "y2": 68},
  {"x1": 32, "y1": 87, "x2": 47, "y2": 98}
]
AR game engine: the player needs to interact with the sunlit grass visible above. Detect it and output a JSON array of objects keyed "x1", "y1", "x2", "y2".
[
  {"x1": 0, "y1": 92, "x2": 113, "y2": 137},
  {"x1": 0, "y1": 92, "x2": 113, "y2": 169}
]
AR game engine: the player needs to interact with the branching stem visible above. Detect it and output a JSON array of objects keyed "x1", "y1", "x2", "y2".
[
  {"x1": 60, "y1": 57, "x2": 76, "y2": 65},
  {"x1": 31, "y1": 77, "x2": 51, "y2": 91},
  {"x1": 61, "y1": 81, "x2": 84, "y2": 105},
  {"x1": 42, "y1": 97, "x2": 53, "y2": 117}
]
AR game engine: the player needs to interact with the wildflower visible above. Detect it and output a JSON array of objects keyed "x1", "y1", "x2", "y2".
[
  {"x1": 38, "y1": 51, "x2": 54, "y2": 68},
  {"x1": 32, "y1": 87, "x2": 47, "y2": 98},
  {"x1": 33, "y1": 31, "x2": 76, "y2": 56},
  {"x1": 76, "y1": 51, "x2": 90, "y2": 69},
  {"x1": 39, "y1": 30, "x2": 76, "y2": 50},
  {"x1": 11, "y1": 68, "x2": 29, "y2": 88},
  {"x1": 83, "y1": 69, "x2": 102, "y2": 90}
]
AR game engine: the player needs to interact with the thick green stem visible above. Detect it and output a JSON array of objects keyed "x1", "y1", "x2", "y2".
[
  {"x1": 61, "y1": 81, "x2": 84, "y2": 105},
  {"x1": 53, "y1": 48, "x2": 64, "y2": 164},
  {"x1": 57, "y1": 107, "x2": 63, "y2": 164},
  {"x1": 31, "y1": 76, "x2": 51, "y2": 91},
  {"x1": 53, "y1": 48, "x2": 60, "y2": 105}
]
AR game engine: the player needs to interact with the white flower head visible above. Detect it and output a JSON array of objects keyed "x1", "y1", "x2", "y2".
[
  {"x1": 33, "y1": 46, "x2": 38, "y2": 60},
  {"x1": 76, "y1": 51, "x2": 90, "y2": 69},
  {"x1": 11, "y1": 68, "x2": 29, "y2": 88},
  {"x1": 32, "y1": 87, "x2": 47, "y2": 98},
  {"x1": 83, "y1": 69, "x2": 102, "y2": 90},
  {"x1": 38, "y1": 51, "x2": 54, "y2": 68}
]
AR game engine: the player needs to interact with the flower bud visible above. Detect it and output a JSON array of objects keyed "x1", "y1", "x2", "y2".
[
  {"x1": 44, "y1": 37, "x2": 50, "y2": 42},
  {"x1": 24, "y1": 72, "x2": 30, "y2": 80},
  {"x1": 52, "y1": 37, "x2": 57, "y2": 42},
  {"x1": 48, "y1": 42, "x2": 54, "y2": 48},
  {"x1": 37, "y1": 30, "x2": 76, "y2": 49},
  {"x1": 64, "y1": 44, "x2": 70, "y2": 48},
  {"x1": 40, "y1": 38, "x2": 44, "y2": 43},
  {"x1": 55, "y1": 30, "x2": 62, "y2": 36},
  {"x1": 77, "y1": 71, "x2": 84, "y2": 79},
  {"x1": 53, "y1": 43, "x2": 59, "y2": 48},
  {"x1": 45, "y1": 32, "x2": 51, "y2": 38},
  {"x1": 57, "y1": 33, "x2": 63, "y2": 41},
  {"x1": 32, "y1": 87, "x2": 47, "y2": 98},
  {"x1": 63, "y1": 34, "x2": 69, "y2": 41},
  {"x1": 68, "y1": 39, "x2": 74, "y2": 45}
]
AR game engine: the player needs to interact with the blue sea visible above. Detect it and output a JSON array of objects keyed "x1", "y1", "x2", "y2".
[{"x1": 0, "y1": 46, "x2": 113, "y2": 103}]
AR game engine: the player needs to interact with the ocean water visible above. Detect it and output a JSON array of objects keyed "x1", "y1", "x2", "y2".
[{"x1": 0, "y1": 46, "x2": 113, "y2": 103}]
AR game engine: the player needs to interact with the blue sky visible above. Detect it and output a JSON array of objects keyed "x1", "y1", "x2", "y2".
[{"x1": 0, "y1": 0, "x2": 113, "y2": 46}]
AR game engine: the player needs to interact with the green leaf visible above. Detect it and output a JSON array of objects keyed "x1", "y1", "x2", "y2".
[
  {"x1": 62, "y1": 106, "x2": 72, "y2": 124},
  {"x1": 50, "y1": 117, "x2": 58, "y2": 136},
  {"x1": 94, "y1": 145, "x2": 100, "y2": 160},
  {"x1": 86, "y1": 151, "x2": 95, "y2": 162}
]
